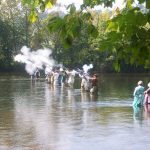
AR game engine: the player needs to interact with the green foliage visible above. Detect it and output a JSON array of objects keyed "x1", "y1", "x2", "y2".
[
  {"x1": 67, "y1": 4, "x2": 76, "y2": 14},
  {"x1": 0, "y1": 19, "x2": 14, "y2": 69},
  {"x1": 0, "y1": 0, "x2": 32, "y2": 70},
  {"x1": 20, "y1": 0, "x2": 150, "y2": 71},
  {"x1": 21, "y1": 0, "x2": 56, "y2": 22},
  {"x1": 29, "y1": 10, "x2": 38, "y2": 23},
  {"x1": 47, "y1": 7, "x2": 98, "y2": 48},
  {"x1": 0, "y1": 0, "x2": 143, "y2": 73},
  {"x1": 48, "y1": 11, "x2": 112, "y2": 71},
  {"x1": 101, "y1": 6, "x2": 150, "y2": 70},
  {"x1": 82, "y1": 0, "x2": 115, "y2": 8}
]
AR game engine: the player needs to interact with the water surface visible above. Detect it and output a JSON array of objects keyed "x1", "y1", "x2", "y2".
[{"x1": 0, "y1": 73, "x2": 150, "y2": 150}]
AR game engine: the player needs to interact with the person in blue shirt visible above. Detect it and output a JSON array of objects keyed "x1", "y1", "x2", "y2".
[{"x1": 133, "y1": 80, "x2": 145, "y2": 107}]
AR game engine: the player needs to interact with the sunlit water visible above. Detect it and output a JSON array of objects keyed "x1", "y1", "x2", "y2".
[{"x1": 0, "y1": 73, "x2": 150, "y2": 150}]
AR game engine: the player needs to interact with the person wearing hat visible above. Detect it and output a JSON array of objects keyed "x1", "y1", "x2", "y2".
[
  {"x1": 144, "y1": 82, "x2": 150, "y2": 105},
  {"x1": 133, "y1": 80, "x2": 145, "y2": 107}
]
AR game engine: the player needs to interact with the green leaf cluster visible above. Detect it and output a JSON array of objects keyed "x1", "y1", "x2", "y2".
[
  {"x1": 47, "y1": 6, "x2": 98, "y2": 48},
  {"x1": 19, "y1": 0, "x2": 150, "y2": 71},
  {"x1": 100, "y1": 6, "x2": 150, "y2": 70},
  {"x1": 21, "y1": 0, "x2": 56, "y2": 22},
  {"x1": 82, "y1": 0, "x2": 115, "y2": 8}
]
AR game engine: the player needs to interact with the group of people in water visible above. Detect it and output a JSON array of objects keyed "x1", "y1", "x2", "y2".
[
  {"x1": 31, "y1": 67, "x2": 98, "y2": 94},
  {"x1": 133, "y1": 80, "x2": 150, "y2": 107},
  {"x1": 31, "y1": 67, "x2": 150, "y2": 106}
]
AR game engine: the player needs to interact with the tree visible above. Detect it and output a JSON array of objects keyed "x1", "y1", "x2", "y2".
[
  {"x1": 100, "y1": 1, "x2": 150, "y2": 70},
  {"x1": 0, "y1": 0, "x2": 30, "y2": 70},
  {"x1": 20, "y1": 0, "x2": 150, "y2": 70},
  {"x1": 47, "y1": 10, "x2": 112, "y2": 71}
]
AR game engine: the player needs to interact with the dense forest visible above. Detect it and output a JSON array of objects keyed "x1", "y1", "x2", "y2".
[{"x1": 0, "y1": 0, "x2": 149, "y2": 73}]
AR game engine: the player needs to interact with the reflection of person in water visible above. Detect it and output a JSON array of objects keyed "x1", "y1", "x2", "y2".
[
  {"x1": 81, "y1": 91, "x2": 90, "y2": 102},
  {"x1": 81, "y1": 90, "x2": 98, "y2": 102},
  {"x1": 144, "y1": 82, "x2": 150, "y2": 105},
  {"x1": 144, "y1": 104, "x2": 150, "y2": 120},
  {"x1": 133, "y1": 106, "x2": 143, "y2": 123},
  {"x1": 132, "y1": 80, "x2": 144, "y2": 107}
]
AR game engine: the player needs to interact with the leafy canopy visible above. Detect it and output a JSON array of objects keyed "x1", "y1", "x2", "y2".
[{"x1": 20, "y1": 0, "x2": 150, "y2": 69}]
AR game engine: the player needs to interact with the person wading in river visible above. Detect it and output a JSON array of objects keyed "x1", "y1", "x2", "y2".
[
  {"x1": 133, "y1": 80, "x2": 145, "y2": 107},
  {"x1": 89, "y1": 74, "x2": 98, "y2": 94},
  {"x1": 144, "y1": 82, "x2": 150, "y2": 105}
]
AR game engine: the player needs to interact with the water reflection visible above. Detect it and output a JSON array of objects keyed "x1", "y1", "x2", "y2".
[
  {"x1": 0, "y1": 74, "x2": 150, "y2": 149},
  {"x1": 144, "y1": 105, "x2": 150, "y2": 120},
  {"x1": 133, "y1": 106, "x2": 144, "y2": 123},
  {"x1": 81, "y1": 91, "x2": 98, "y2": 102}
]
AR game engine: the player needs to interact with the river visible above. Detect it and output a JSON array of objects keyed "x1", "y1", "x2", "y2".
[{"x1": 0, "y1": 73, "x2": 150, "y2": 150}]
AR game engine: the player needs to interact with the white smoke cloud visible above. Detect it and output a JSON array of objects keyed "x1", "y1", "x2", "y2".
[
  {"x1": 82, "y1": 64, "x2": 93, "y2": 73},
  {"x1": 14, "y1": 46, "x2": 56, "y2": 75}
]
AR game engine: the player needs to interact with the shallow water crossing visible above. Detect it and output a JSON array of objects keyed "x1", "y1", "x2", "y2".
[{"x1": 0, "y1": 74, "x2": 150, "y2": 150}]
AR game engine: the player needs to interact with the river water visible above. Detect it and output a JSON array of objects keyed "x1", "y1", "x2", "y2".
[{"x1": 0, "y1": 73, "x2": 150, "y2": 150}]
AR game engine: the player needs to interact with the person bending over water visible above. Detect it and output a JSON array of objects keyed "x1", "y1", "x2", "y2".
[{"x1": 133, "y1": 80, "x2": 144, "y2": 107}]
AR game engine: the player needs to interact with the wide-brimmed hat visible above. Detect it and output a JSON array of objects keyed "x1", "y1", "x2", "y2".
[
  {"x1": 148, "y1": 82, "x2": 150, "y2": 88},
  {"x1": 138, "y1": 80, "x2": 143, "y2": 85}
]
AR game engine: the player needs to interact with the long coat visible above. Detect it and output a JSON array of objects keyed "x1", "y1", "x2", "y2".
[{"x1": 133, "y1": 85, "x2": 144, "y2": 107}]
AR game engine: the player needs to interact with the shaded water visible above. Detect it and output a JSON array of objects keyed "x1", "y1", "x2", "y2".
[{"x1": 0, "y1": 73, "x2": 150, "y2": 150}]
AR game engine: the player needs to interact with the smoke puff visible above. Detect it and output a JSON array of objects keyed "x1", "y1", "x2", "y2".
[
  {"x1": 82, "y1": 64, "x2": 93, "y2": 73},
  {"x1": 14, "y1": 46, "x2": 56, "y2": 75}
]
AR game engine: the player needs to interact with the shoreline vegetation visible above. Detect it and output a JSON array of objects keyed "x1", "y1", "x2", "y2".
[
  {"x1": 0, "y1": 0, "x2": 150, "y2": 74},
  {"x1": 0, "y1": 69, "x2": 149, "y2": 77}
]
